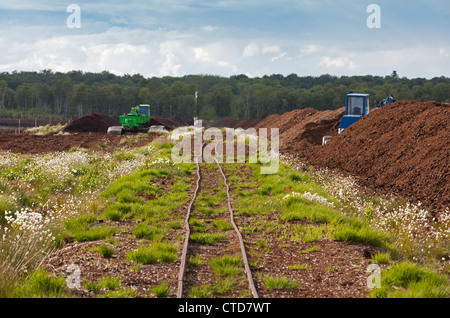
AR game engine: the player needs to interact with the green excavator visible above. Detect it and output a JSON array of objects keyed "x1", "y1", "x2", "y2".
[{"x1": 107, "y1": 104, "x2": 151, "y2": 135}]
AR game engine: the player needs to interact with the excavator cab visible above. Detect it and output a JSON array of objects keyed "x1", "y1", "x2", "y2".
[{"x1": 338, "y1": 93, "x2": 370, "y2": 133}]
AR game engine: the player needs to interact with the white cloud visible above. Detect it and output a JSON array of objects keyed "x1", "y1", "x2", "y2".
[
  {"x1": 319, "y1": 56, "x2": 357, "y2": 70},
  {"x1": 159, "y1": 41, "x2": 183, "y2": 77},
  {"x1": 271, "y1": 52, "x2": 288, "y2": 62},
  {"x1": 300, "y1": 44, "x2": 320, "y2": 56},
  {"x1": 262, "y1": 45, "x2": 280, "y2": 54},
  {"x1": 440, "y1": 48, "x2": 450, "y2": 57},
  {"x1": 201, "y1": 25, "x2": 219, "y2": 32},
  {"x1": 242, "y1": 42, "x2": 259, "y2": 58}
]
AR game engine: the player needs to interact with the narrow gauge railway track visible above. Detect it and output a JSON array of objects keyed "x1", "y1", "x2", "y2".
[{"x1": 177, "y1": 139, "x2": 258, "y2": 298}]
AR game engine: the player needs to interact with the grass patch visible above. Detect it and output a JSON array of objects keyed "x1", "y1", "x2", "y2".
[
  {"x1": 103, "y1": 203, "x2": 133, "y2": 221},
  {"x1": 371, "y1": 252, "x2": 391, "y2": 264},
  {"x1": 94, "y1": 243, "x2": 115, "y2": 258},
  {"x1": 371, "y1": 262, "x2": 449, "y2": 298},
  {"x1": 211, "y1": 219, "x2": 233, "y2": 231},
  {"x1": 289, "y1": 264, "x2": 309, "y2": 270},
  {"x1": 264, "y1": 276, "x2": 298, "y2": 290},
  {"x1": 64, "y1": 214, "x2": 97, "y2": 233},
  {"x1": 210, "y1": 255, "x2": 243, "y2": 276},
  {"x1": 127, "y1": 242, "x2": 177, "y2": 264},
  {"x1": 133, "y1": 222, "x2": 166, "y2": 241},
  {"x1": 189, "y1": 218, "x2": 210, "y2": 233},
  {"x1": 151, "y1": 282, "x2": 171, "y2": 297},
  {"x1": 332, "y1": 225, "x2": 389, "y2": 248},
  {"x1": 188, "y1": 255, "x2": 202, "y2": 267},
  {"x1": 190, "y1": 232, "x2": 228, "y2": 245},
  {"x1": 72, "y1": 225, "x2": 118, "y2": 242},
  {"x1": 188, "y1": 284, "x2": 215, "y2": 298},
  {"x1": 14, "y1": 269, "x2": 67, "y2": 298}
]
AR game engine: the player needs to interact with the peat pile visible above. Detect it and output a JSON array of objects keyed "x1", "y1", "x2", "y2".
[
  {"x1": 212, "y1": 117, "x2": 263, "y2": 129},
  {"x1": 147, "y1": 116, "x2": 183, "y2": 130},
  {"x1": 255, "y1": 107, "x2": 345, "y2": 147},
  {"x1": 64, "y1": 114, "x2": 119, "y2": 133},
  {"x1": 302, "y1": 100, "x2": 450, "y2": 213}
]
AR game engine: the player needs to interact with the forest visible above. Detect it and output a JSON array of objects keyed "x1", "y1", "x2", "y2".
[{"x1": 0, "y1": 70, "x2": 449, "y2": 120}]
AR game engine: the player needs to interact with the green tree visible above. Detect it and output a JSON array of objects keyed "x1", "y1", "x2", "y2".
[
  {"x1": 210, "y1": 84, "x2": 232, "y2": 117},
  {"x1": 52, "y1": 75, "x2": 73, "y2": 115}
]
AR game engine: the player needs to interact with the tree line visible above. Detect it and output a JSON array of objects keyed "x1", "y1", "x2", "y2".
[{"x1": 0, "y1": 70, "x2": 449, "y2": 120}]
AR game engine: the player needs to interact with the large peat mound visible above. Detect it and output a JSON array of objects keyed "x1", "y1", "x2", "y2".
[
  {"x1": 64, "y1": 113, "x2": 119, "y2": 133},
  {"x1": 255, "y1": 107, "x2": 345, "y2": 147},
  {"x1": 303, "y1": 100, "x2": 450, "y2": 212}
]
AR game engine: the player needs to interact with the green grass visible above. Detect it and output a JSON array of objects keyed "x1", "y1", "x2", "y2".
[
  {"x1": 151, "y1": 282, "x2": 171, "y2": 297},
  {"x1": 126, "y1": 242, "x2": 178, "y2": 264},
  {"x1": 14, "y1": 269, "x2": 68, "y2": 298},
  {"x1": 210, "y1": 255, "x2": 243, "y2": 276},
  {"x1": 332, "y1": 225, "x2": 389, "y2": 248},
  {"x1": 85, "y1": 276, "x2": 136, "y2": 298},
  {"x1": 188, "y1": 255, "x2": 202, "y2": 267},
  {"x1": 190, "y1": 218, "x2": 210, "y2": 233},
  {"x1": 188, "y1": 284, "x2": 215, "y2": 298},
  {"x1": 0, "y1": 194, "x2": 17, "y2": 225},
  {"x1": 371, "y1": 262, "x2": 449, "y2": 298},
  {"x1": 102, "y1": 169, "x2": 168, "y2": 201},
  {"x1": 299, "y1": 246, "x2": 318, "y2": 254},
  {"x1": 103, "y1": 203, "x2": 133, "y2": 220},
  {"x1": 64, "y1": 214, "x2": 97, "y2": 233},
  {"x1": 264, "y1": 276, "x2": 298, "y2": 290},
  {"x1": 133, "y1": 222, "x2": 166, "y2": 241},
  {"x1": 371, "y1": 252, "x2": 391, "y2": 264},
  {"x1": 190, "y1": 232, "x2": 228, "y2": 245},
  {"x1": 187, "y1": 277, "x2": 238, "y2": 298},
  {"x1": 101, "y1": 288, "x2": 136, "y2": 298},
  {"x1": 72, "y1": 225, "x2": 118, "y2": 242},
  {"x1": 211, "y1": 219, "x2": 233, "y2": 231},
  {"x1": 289, "y1": 264, "x2": 309, "y2": 270},
  {"x1": 94, "y1": 243, "x2": 115, "y2": 258}
]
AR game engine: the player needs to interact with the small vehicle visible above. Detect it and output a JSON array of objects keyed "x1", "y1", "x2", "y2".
[{"x1": 338, "y1": 93, "x2": 370, "y2": 134}]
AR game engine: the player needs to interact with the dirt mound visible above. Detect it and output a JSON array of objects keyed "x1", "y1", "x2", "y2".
[
  {"x1": 64, "y1": 114, "x2": 119, "y2": 133},
  {"x1": 281, "y1": 108, "x2": 344, "y2": 146},
  {"x1": 256, "y1": 108, "x2": 321, "y2": 137},
  {"x1": 255, "y1": 107, "x2": 344, "y2": 146},
  {"x1": 254, "y1": 113, "x2": 280, "y2": 130},
  {"x1": 147, "y1": 117, "x2": 180, "y2": 130},
  {"x1": 233, "y1": 118, "x2": 263, "y2": 129},
  {"x1": 301, "y1": 100, "x2": 450, "y2": 213}
]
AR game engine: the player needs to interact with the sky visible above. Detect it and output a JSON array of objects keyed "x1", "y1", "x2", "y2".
[{"x1": 0, "y1": 0, "x2": 449, "y2": 79}]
